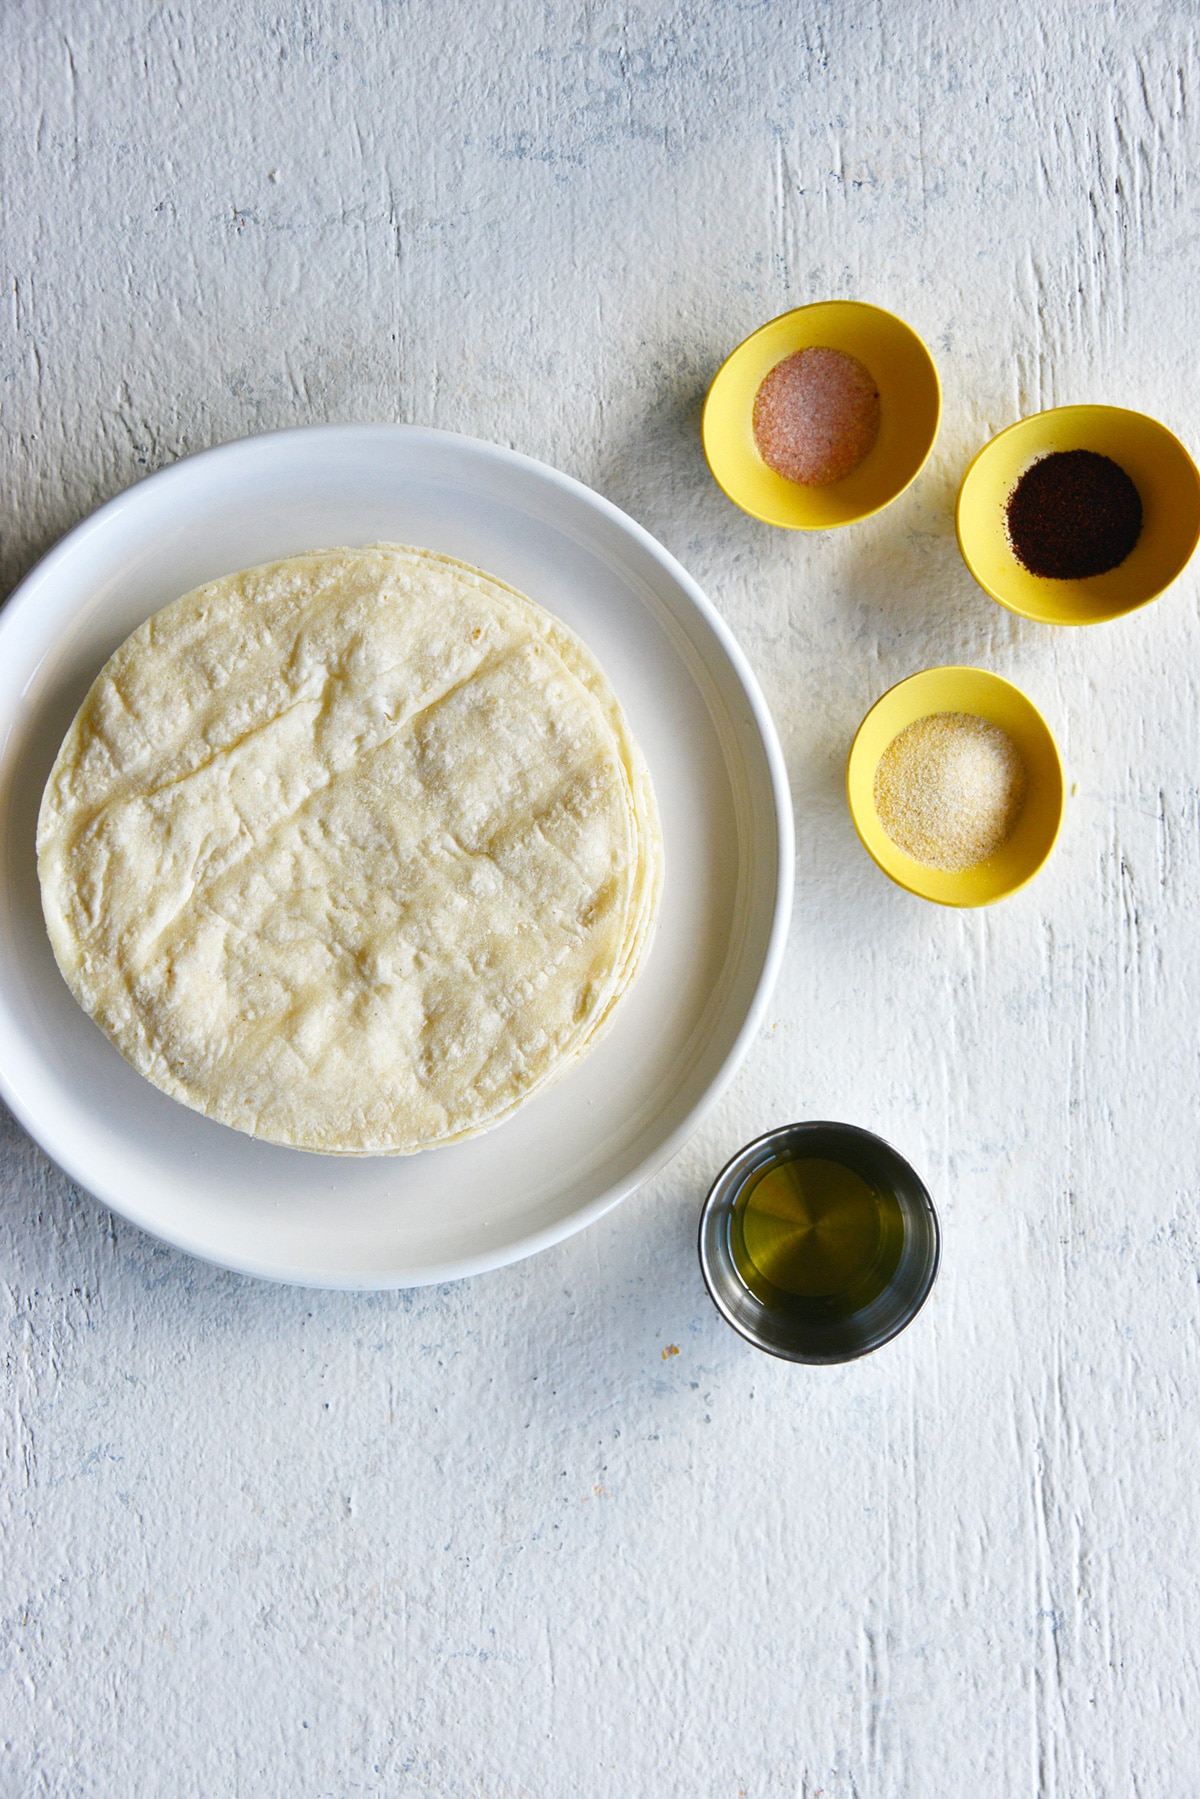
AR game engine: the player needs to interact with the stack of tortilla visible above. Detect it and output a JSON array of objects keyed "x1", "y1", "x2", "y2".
[{"x1": 37, "y1": 545, "x2": 662, "y2": 1155}]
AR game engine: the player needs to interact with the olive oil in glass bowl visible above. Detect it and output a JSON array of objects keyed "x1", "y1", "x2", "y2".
[{"x1": 699, "y1": 1122, "x2": 939, "y2": 1363}]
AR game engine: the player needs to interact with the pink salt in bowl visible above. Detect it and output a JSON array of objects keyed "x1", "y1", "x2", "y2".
[{"x1": 702, "y1": 301, "x2": 942, "y2": 530}]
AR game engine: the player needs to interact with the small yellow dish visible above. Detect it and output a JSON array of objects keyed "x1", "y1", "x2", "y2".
[
  {"x1": 956, "y1": 404, "x2": 1200, "y2": 624},
  {"x1": 702, "y1": 301, "x2": 941, "y2": 530},
  {"x1": 846, "y1": 667, "x2": 1063, "y2": 907}
]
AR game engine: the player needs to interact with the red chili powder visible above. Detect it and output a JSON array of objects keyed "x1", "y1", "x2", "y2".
[
  {"x1": 1005, "y1": 449, "x2": 1143, "y2": 579},
  {"x1": 752, "y1": 347, "x2": 881, "y2": 487}
]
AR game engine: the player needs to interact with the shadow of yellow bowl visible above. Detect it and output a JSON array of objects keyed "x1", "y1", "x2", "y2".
[
  {"x1": 846, "y1": 667, "x2": 1064, "y2": 907},
  {"x1": 702, "y1": 301, "x2": 941, "y2": 530},
  {"x1": 956, "y1": 405, "x2": 1200, "y2": 624}
]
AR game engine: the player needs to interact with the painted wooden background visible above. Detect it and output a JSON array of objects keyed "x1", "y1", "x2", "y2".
[{"x1": 4, "y1": 2, "x2": 1199, "y2": 1792}]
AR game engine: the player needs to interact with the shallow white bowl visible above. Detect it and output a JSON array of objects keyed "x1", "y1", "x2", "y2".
[{"x1": 0, "y1": 426, "x2": 792, "y2": 1288}]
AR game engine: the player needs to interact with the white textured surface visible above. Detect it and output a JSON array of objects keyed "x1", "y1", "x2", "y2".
[{"x1": 3, "y1": 1, "x2": 1200, "y2": 1792}]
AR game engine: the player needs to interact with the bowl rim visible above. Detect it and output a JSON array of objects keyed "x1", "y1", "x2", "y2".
[
  {"x1": 845, "y1": 665, "x2": 1065, "y2": 907},
  {"x1": 701, "y1": 298, "x2": 943, "y2": 531},
  {"x1": 955, "y1": 402, "x2": 1200, "y2": 624}
]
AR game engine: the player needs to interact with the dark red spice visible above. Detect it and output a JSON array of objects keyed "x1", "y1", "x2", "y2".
[{"x1": 1006, "y1": 449, "x2": 1142, "y2": 579}]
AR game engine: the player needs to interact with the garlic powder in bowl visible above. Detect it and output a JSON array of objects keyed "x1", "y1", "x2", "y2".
[{"x1": 873, "y1": 712, "x2": 1026, "y2": 872}]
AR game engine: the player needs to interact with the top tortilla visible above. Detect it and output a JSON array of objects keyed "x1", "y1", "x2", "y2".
[{"x1": 37, "y1": 545, "x2": 662, "y2": 1154}]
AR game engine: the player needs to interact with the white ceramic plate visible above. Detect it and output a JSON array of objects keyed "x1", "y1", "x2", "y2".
[{"x1": 0, "y1": 426, "x2": 792, "y2": 1287}]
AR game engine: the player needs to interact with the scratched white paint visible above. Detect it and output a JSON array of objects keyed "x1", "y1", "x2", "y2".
[{"x1": 3, "y1": 1, "x2": 1200, "y2": 1792}]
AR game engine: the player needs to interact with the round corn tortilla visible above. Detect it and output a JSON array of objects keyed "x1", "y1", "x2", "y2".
[{"x1": 37, "y1": 545, "x2": 662, "y2": 1155}]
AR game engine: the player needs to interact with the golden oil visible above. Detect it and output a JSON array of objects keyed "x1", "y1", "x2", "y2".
[{"x1": 730, "y1": 1151, "x2": 905, "y2": 1322}]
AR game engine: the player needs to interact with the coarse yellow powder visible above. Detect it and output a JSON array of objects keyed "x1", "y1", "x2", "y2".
[{"x1": 873, "y1": 712, "x2": 1027, "y2": 872}]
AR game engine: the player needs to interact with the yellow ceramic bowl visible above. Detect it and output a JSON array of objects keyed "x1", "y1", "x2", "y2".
[
  {"x1": 702, "y1": 301, "x2": 941, "y2": 529},
  {"x1": 957, "y1": 405, "x2": 1200, "y2": 624},
  {"x1": 846, "y1": 667, "x2": 1064, "y2": 907}
]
